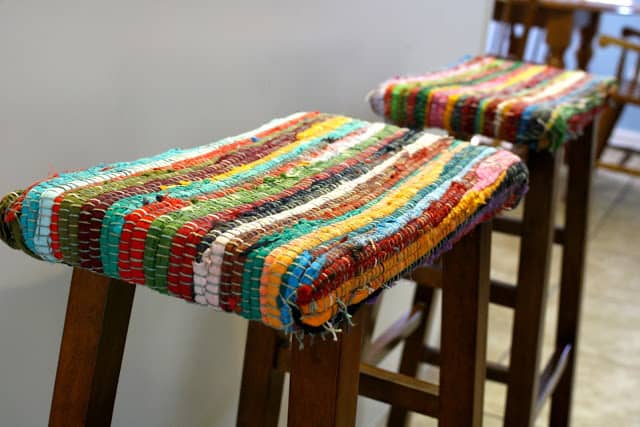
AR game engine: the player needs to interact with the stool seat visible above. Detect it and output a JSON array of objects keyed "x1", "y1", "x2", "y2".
[
  {"x1": 369, "y1": 56, "x2": 616, "y2": 151},
  {"x1": 0, "y1": 112, "x2": 527, "y2": 332}
]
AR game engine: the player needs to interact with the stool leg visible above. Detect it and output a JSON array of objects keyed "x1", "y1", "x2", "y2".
[
  {"x1": 550, "y1": 125, "x2": 595, "y2": 426},
  {"x1": 504, "y1": 149, "x2": 561, "y2": 426},
  {"x1": 360, "y1": 298, "x2": 383, "y2": 352},
  {"x1": 49, "y1": 267, "x2": 135, "y2": 427},
  {"x1": 386, "y1": 284, "x2": 435, "y2": 427},
  {"x1": 288, "y1": 310, "x2": 365, "y2": 427},
  {"x1": 440, "y1": 221, "x2": 491, "y2": 427},
  {"x1": 237, "y1": 321, "x2": 286, "y2": 427},
  {"x1": 595, "y1": 102, "x2": 622, "y2": 160}
]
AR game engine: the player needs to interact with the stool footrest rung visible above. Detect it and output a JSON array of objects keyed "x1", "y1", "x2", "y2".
[
  {"x1": 493, "y1": 216, "x2": 565, "y2": 245},
  {"x1": 413, "y1": 264, "x2": 517, "y2": 308},
  {"x1": 535, "y1": 344, "x2": 573, "y2": 417},
  {"x1": 597, "y1": 161, "x2": 640, "y2": 177},
  {"x1": 421, "y1": 345, "x2": 510, "y2": 384},
  {"x1": 363, "y1": 309, "x2": 424, "y2": 365},
  {"x1": 275, "y1": 347, "x2": 441, "y2": 418},
  {"x1": 490, "y1": 279, "x2": 517, "y2": 308},
  {"x1": 359, "y1": 363, "x2": 439, "y2": 417}
]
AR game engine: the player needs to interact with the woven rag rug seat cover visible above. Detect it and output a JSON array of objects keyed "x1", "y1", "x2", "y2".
[
  {"x1": 0, "y1": 112, "x2": 528, "y2": 333},
  {"x1": 369, "y1": 56, "x2": 616, "y2": 152}
]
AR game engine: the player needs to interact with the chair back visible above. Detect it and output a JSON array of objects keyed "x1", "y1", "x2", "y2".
[
  {"x1": 493, "y1": 0, "x2": 539, "y2": 61},
  {"x1": 600, "y1": 29, "x2": 640, "y2": 105}
]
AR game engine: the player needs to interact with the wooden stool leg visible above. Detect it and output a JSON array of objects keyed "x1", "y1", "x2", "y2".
[
  {"x1": 550, "y1": 125, "x2": 595, "y2": 426},
  {"x1": 360, "y1": 298, "x2": 383, "y2": 352},
  {"x1": 595, "y1": 102, "x2": 623, "y2": 160},
  {"x1": 386, "y1": 284, "x2": 435, "y2": 426},
  {"x1": 237, "y1": 321, "x2": 286, "y2": 427},
  {"x1": 504, "y1": 149, "x2": 561, "y2": 426},
  {"x1": 288, "y1": 310, "x2": 365, "y2": 427},
  {"x1": 49, "y1": 267, "x2": 135, "y2": 427},
  {"x1": 440, "y1": 221, "x2": 491, "y2": 427}
]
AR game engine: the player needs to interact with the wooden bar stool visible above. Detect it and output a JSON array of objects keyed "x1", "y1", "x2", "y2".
[
  {"x1": 238, "y1": 222, "x2": 494, "y2": 427},
  {"x1": 0, "y1": 112, "x2": 528, "y2": 426},
  {"x1": 368, "y1": 56, "x2": 616, "y2": 426}
]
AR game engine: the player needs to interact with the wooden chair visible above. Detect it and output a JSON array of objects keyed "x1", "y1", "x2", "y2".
[
  {"x1": 490, "y1": 0, "x2": 541, "y2": 62},
  {"x1": 597, "y1": 29, "x2": 640, "y2": 176},
  {"x1": 364, "y1": 3, "x2": 614, "y2": 422}
]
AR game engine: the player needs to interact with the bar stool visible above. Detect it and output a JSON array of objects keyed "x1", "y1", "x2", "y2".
[
  {"x1": 367, "y1": 56, "x2": 616, "y2": 426},
  {"x1": 0, "y1": 112, "x2": 528, "y2": 427}
]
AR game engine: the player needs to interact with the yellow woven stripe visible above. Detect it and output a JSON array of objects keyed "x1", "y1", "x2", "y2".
[
  {"x1": 299, "y1": 169, "x2": 507, "y2": 327},
  {"x1": 541, "y1": 73, "x2": 590, "y2": 134},
  {"x1": 208, "y1": 116, "x2": 350, "y2": 183},
  {"x1": 471, "y1": 65, "x2": 545, "y2": 132},
  {"x1": 259, "y1": 143, "x2": 463, "y2": 328},
  {"x1": 436, "y1": 64, "x2": 544, "y2": 130},
  {"x1": 496, "y1": 69, "x2": 584, "y2": 133}
]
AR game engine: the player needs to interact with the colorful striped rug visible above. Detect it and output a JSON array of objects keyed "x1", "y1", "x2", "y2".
[
  {"x1": 0, "y1": 113, "x2": 528, "y2": 333},
  {"x1": 369, "y1": 56, "x2": 616, "y2": 151}
]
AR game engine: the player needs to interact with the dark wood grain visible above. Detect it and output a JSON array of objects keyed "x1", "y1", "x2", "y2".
[
  {"x1": 49, "y1": 267, "x2": 135, "y2": 427},
  {"x1": 439, "y1": 222, "x2": 492, "y2": 427},
  {"x1": 550, "y1": 124, "x2": 595, "y2": 426},
  {"x1": 493, "y1": 216, "x2": 565, "y2": 245},
  {"x1": 288, "y1": 310, "x2": 365, "y2": 427},
  {"x1": 360, "y1": 300, "x2": 382, "y2": 355},
  {"x1": 577, "y1": 12, "x2": 600, "y2": 69},
  {"x1": 504, "y1": 148, "x2": 561, "y2": 426},
  {"x1": 386, "y1": 285, "x2": 435, "y2": 426},
  {"x1": 420, "y1": 345, "x2": 510, "y2": 384},
  {"x1": 359, "y1": 363, "x2": 439, "y2": 418},
  {"x1": 411, "y1": 264, "x2": 518, "y2": 307},
  {"x1": 237, "y1": 321, "x2": 286, "y2": 427}
]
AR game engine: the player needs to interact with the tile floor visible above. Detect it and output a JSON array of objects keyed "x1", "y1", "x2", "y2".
[{"x1": 278, "y1": 165, "x2": 640, "y2": 426}]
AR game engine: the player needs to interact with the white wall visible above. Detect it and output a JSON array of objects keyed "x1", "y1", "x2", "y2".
[{"x1": 0, "y1": 1, "x2": 492, "y2": 425}]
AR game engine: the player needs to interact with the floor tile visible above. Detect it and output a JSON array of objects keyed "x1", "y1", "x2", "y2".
[
  {"x1": 583, "y1": 246, "x2": 640, "y2": 304},
  {"x1": 590, "y1": 176, "x2": 640, "y2": 257},
  {"x1": 588, "y1": 168, "x2": 631, "y2": 233},
  {"x1": 570, "y1": 353, "x2": 640, "y2": 426}
]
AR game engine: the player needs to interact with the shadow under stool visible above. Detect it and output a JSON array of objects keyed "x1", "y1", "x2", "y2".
[
  {"x1": 0, "y1": 113, "x2": 528, "y2": 427},
  {"x1": 366, "y1": 55, "x2": 617, "y2": 427}
]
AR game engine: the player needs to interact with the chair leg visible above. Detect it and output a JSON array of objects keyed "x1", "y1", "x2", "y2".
[
  {"x1": 595, "y1": 101, "x2": 623, "y2": 160},
  {"x1": 504, "y1": 149, "x2": 561, "y2": 427},
  {"x1": 440, "y1": 221, "x2": 492, "y2": 427},
  {"x1": 550, "y1": 124, "x2": 595, "y2": 426},
  {"x1": 237, "y1": 321, "x2": 286, "y2": 427},
  {"x1": 386, "y1": 283, "x2": 435, "y2": 427},
  {"x1": 288, "y1": 310, "x2": 365, "y2": 427},
  {"x1": 49, "y1": 267, "x2": 135, "y2": 427}
]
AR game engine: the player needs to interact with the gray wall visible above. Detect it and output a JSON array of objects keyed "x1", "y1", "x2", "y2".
[{"x1": 0, "y1": 1, "x2": 492, "y2": 425}]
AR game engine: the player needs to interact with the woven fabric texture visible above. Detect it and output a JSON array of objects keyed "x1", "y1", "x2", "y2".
[
  {"x1": 0, "y1": 112, "x2": 528, "y2": 333},
  {"x1": 369, "y1": 56, "x2": 616, "y2": 152}
]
